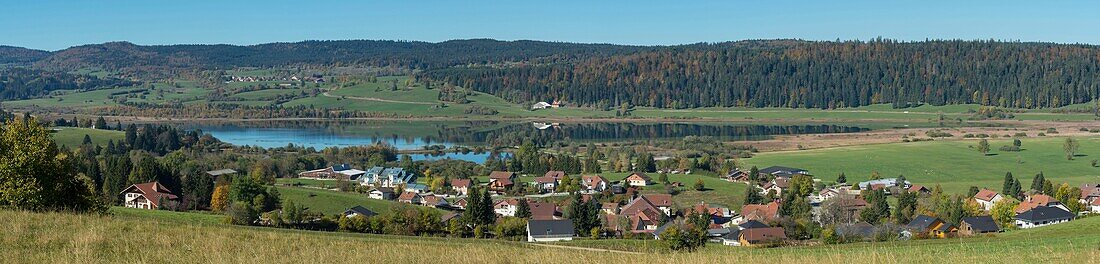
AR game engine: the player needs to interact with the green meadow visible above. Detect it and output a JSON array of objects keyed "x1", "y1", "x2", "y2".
[
  {"x1": 744, "y1": 136, "x2": 1100, "y2": 194},
  {"x1": 49, "y1": 127, "x2": 125, "y2": 147},
  {"x1": 275, "y1": 186, "x2": 401, "y2": 215}
]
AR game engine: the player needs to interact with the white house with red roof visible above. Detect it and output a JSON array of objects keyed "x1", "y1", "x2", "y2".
[
  {"x1": 972, "y1": 189, "x2": 1003, "y2": 211},
  {"x1": 120, "y1": 181, "x2": 179, "y2": 210}
]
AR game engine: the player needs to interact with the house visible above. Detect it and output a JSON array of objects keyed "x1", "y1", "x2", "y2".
[
  {"x1": 440, "y1": 212, "x2": 462, "y2": 225},
  {"x1": 1015, "y1": 194, "x2": 1069, "y2": 214},
  {"x1": 723, "y1": 170, "x2": 749, "y2": 182},
  {"x1": 368, "y1": 187, "x2": 396, "y2": 200},
  {"x1": 452, "y1": 198, "x2": 468, "y2": 209},
  {"x1": 405, "y1": 183, "x2": 429, "y2": 194},
  {"x1": 758, "y1": 166, "x2": 810, "y2": 178},
  {"x1": 738, "y1": 227, "x2": 787, "y2": 246},
  {"x1": 907, "y1": 184, "x2": 931, "y2": 195},
  {"x1": 959, "y1": 216, "x2": 1000, "y2": 236},
  {"x1": 531, "y1": 102, "x2": 553, "y2": 110},
  {"x1": 1090, "y1": 198, "x2": 1100, "y2": 214},
  {"x1": 1015, "y1": 206, "x2": 1074, "y2": 228},
  {"x1": 494, "y1": 199, "x2": 520, "y2": 217},
  {"x1": 527, "y1": 220, "x2": 574, "y2": 242},
  {"x1": 581, "y1": 175, "x2": 609, "y2": 192},
  {"x1": 720, "y1": 229, "x2": 744, "y2": 246},
  {"x1": 816, "y1": 188, "x2": 841, "y2": 202},
  {"x1": 119, "y1": 181, "x2": 179, "y2": 210},
  {"x1": 905, "y1": 215, "x2": 957, "y2": 238},
  {"x1": 973, "y1": 189, "x2": 1004, "y2": 211},
  {"x1": 450, "y1": 179, "x2": 472, "y2": 196},
  {"x1": 421, "y1": 195, "x2": 450, "y2": 208},
  {"x1": 343, "y1": 206, "x2": 377, "y2": 218},
  {"x1": 529, "y1": 202, "x2": 561, "y2": 220},
  {"x1": 488, "y1": 171, "x2": 517, "y2": 182},
  {"x1": 617, "y1": 195, "x2": 673, "y2": 234},
  {"x1": 858, "y1": 178, "x2": 910, "y2": 192},
  {"x1": 205, "y1": 169, "x2": 238, "y2": 178},
  {"x1": 759, "y1": 178, "x2": 789, "y2": 196},
  {"x1": 533, "y1": 176, "x2": 558, "y2": 193},
  {"x1": 601, "y1": 202, "x2": 620, "y2": 215},
  {"x1": 397, "y1": 192, "x2": 422, "y2": 204},
  {"x1": 835, "y1": 222, "x2": 877, "y2": 240},
  {"x1": 543, "y1": 171, "x2": 566, "y2": 181},
  {"x1": 740, "y1": 202, "x2": 780, "y2": 223},
  {"x1": 489, "y1": 178, "x2": 514, "y2": 193},
  {"x1": 623, "y1": 172, "x2": 652, "y2": 187},
  {"x1": 299, "y1": 164, "x2": 366, "y2": 180},
  {"x1": 360, "y1": 167, "x2": 416, "y2": 188}
]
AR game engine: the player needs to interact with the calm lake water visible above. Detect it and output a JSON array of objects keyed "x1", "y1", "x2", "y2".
[{"x1": 170, "y1": 120, "x2": 874, "y2": 162}]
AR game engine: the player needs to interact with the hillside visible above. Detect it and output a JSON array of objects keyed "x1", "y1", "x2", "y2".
[
  {"x1": 2, "y1": 209, "x2": 1097, "y2": 263},
  {"x1": 0, "y1": 45, "x2": 50, "y2": 64}
]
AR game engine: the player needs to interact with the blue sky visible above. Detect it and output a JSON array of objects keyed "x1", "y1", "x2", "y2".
[{"x1": 2, "y1": 1, "x2": 1098, "y2": 51}]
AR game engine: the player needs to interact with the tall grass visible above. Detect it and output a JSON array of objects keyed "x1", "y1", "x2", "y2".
[{"x1": 1, "y1": 210, "x2": 1097, "y2": 263}]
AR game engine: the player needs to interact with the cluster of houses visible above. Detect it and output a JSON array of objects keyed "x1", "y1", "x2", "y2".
[
  {"x1": 972, "y1": 188, "x2": 1079, "y2": 229},
  {"x1": 224, "y1": 74, "x2": 325, "y2": 83}
]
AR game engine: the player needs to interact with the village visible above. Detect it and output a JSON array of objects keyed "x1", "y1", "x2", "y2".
[{"x1": 120, "y1": 162, "x2": 1099, "y2": 247}]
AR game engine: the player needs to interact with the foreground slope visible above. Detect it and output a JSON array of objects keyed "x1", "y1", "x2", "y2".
[{"x1": 2, "y1": 209, "x2": 1098, "y2": 263}]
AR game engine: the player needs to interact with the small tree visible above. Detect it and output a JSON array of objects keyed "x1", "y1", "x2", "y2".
[
  {"x1": 1064, "y1": 137, "x2": 1080, "y2": 160},
  {"x1": 693, "y1": 179, "x2": 705, "y2": 191},
  {"x1": 515, "y1": 199, "x2": 532, "y2": 219},
  {"x1": 836, "y1": 173, "x2": 847, "y2": 184},
  {"x1": 977, "y1": 139, "x2": 991, "y2": 155}
]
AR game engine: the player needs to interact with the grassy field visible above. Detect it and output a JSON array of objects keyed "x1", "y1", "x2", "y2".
[
  {"x1": 744, "y1": 136, "x2": 1100, "y2": 194},
  {"x1": 2, "y1": 209, "x2": 1097, "y2": 263},
  {"x1": 49, "y1": 127, "x2": 125, "y2": 147},
  {"x1": 275, "y1": 186, "x2": 400, "y2": 215}
]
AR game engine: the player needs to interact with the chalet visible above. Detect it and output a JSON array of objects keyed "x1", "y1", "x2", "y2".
[
  {"x1": 488, "y1": 171, "x2": 517, "y2": 183},
  {"x1": 533, "y1": 176, "x2": 558, "y2": 193},
  {"x1": 421, "y1": 195, "x2": 450, "y2": 208},
  {"x1": 397, "y1": 192, "x2": 422, "y2": 204},
  {"x1": 740, "y1": 202, "x2": 780, "y2": 223},
  {"x1": 494, "y1": 199, "x2": 520, "y2": 217},
  {"x1": 973, "y1": 189, "x2": 1004, "y2": 211},
  {"x1": 724, "y1": 170, "x2": 750, "y2": 182},
  {"x1": 119, "y1": 181, "x2": 179, "y2": 210},
  {"x1": 758, "y1": 166, "x2": 810, "y2": 178},
  {"x1": 581, "y1": 175, "x2": 609, "y2": 192},
  {"x1": 343, "y1": 206, "x2": 377, "y2": 218},
  {"x1": 959, "y1": 216, "x2": 1000, "y2": 236},
  {"x1": 205, "y1": 169, "x2": 238, "y2": 178},
  {"x1": 527, "y1": 219, "x2": 574, "y2": 242},
  {"x1": 489, "y1": 178, "x2": 514, "y2": 193},
  {"x1": 450, "y1": 179, "x2": 472, "y2": 196},
  {"x1": 360, "y1": 167, "x2": 416, "y2": 187},
  {"x1": 299, "y1": 164, "x2": 366, "y2": 180},
  {"x1": 368, "y1": 187, "x2": 396, "y2": 200},
  {"x1": 738, "y1": 227, "x2": 787, "y2": 246},
  {"x1": 531, "y1": 102, "x2": 553, "y2": 110},
  {"x1": 623, "y1": 172, "x2": 652, "y2": 187},
  {"x1": 1015, "y1": 206, "x2": 1074, "y2": 228},
  {"x1": 905, "y1": 215, "x2": 957, "y2": 238}
]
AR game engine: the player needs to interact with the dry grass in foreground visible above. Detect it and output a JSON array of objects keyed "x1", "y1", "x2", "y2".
[{"x1": 2, "y1": 210, "x2": 1098, "y2": 263}]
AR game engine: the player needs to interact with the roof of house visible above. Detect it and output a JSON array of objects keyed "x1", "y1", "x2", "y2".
[
  {"x1": 344, "y1": 206, "x2": 377, "y2": 217},
  {"x1": 836, "y1": 222, "x2": 876, "y2": 238},
  {"x1": 1027, "y1": 194, "x2": 1056, "y2": 205},
  {"x1": 440, "y1": 212, "x2": 461, "y2": 223},
  {"x1": 1015, "y1": 206, "x2": 1075, "y2": 223},
  {"x1": 534, "y1": 176, "x2": 558, "y2": 184},
  {"x1": 205, "y1": 169, "x2": 238, "y2": 176},
  {"x1": 529, "y1": 202, "x2": 560, "y2": 220},
  {"x1": 582, "y1": 175, "x2": 607, "y2": 186},
  {"x1": 908, "y1": 184, "x2": 930, "y2": 193},
  {"x1": 371, "y1": 187, "x2": 395, "y2": 194},
  {"x1": 495, "y1": 199, "x2": 520, "y2": 207},
  {"x1": 450, "y1": 179, "x2": 472, "y2": 188},
  {"x1": 906, "y1": 215, "x2": 942, "y2": 231},
  {"x1": 738, "y1": 220, "x2": 770, "y2": 229},
  {"x1": 935, "y1": 222, "x2": 956, "y2": 232},
  {"x1": 759, "y1": 166, "x2": 807, "y2": 175},
  {"x1": 489, "y1": 171, "x2": 516, "y2": 180},
  {"x1": 528, "y1": 220, "x2": 574, "y2": 237},
  {"x1": 544, "y1": 171, "x2": 566, "y2": 179},
  {"x1": 423, "y1": 195, "x2": 448, "y2": 206},
  {"x1": 397, "y1": 192, "x2": 420, "y2": 201},
  {"x1": 620, "y1": 196, "x2": 666, "y2": 218},
  {"x1": 960, "y1": 216, "x2": 1000, "y2": 232},
  {"x1": 741, "y1": 202, "x2": 780, "y2": 223},
  {"x1": 491, "y1": 178, "x2": 514, "y2": 186},
  {"x1": 406, "y1": 183, "x2": 428, "y2": 191},
  {"x1": 625, "y1": 172, "x2": 651, "y2": 181},
  {"x1": 973, "y1": 189, "x2": 1001, "y2": 202},
  {"x1": 642, "y1": 194, "x2": 673, "y2": 207},
  {"x1": 119, "y1": 181, "x2": 179, "y2": 207},
  {"x1": 740, "y1": 227, "x2": 787, "y2": 243}
]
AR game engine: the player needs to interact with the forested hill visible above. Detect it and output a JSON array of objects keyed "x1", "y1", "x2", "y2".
[
  {"x1": 0, "y1": 46, "x2": 50, "y2": 64},
  {"x1": 420, "y1": 40, "x2": 1100, "y2": 109},
  {"x1": 29, "y1": 39, "x2": 646, "y2": 73}
]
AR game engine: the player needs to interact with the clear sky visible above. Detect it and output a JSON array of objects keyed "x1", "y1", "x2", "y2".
[{"x1": 2, "y1": 0, "x2": 1098, "y2": 51}]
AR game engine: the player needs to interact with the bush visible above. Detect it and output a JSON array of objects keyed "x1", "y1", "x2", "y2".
[
  {"x1": 925, "y1": 130, "x2": 954, "y2": 138},
  {"x1": 225, "y1": 202, "x2": 259, "y2": 225}
]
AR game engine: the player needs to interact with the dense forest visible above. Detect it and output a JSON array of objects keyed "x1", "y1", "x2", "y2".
[
  {"x1": 0, "y1": 45, "x2": 50, "y2": 64},
  {"x1": 419, "y1": 40, "x2": 1100, "y2": 109},
  {"x1": 6, "y1": 39, "x2": 1100, "y2": 109},
  {"x1": 0, "y1": 67, "x2": 136, "y2": 100}
]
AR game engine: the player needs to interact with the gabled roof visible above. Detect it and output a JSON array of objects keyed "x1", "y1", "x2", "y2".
[
  {"x1": 344, "y1": 206, "x2": 377, "y2": 217},
  {"x1": 642, "y1": 194, "x2": 673, "y2": 207},
  {"x1": 906, "y1": 215, "x2": 942, "y2": 231},
  {"x1": 908, "y1": 184, "x2": 930, "y2": 193},
  {"x1": 440, "y1": 212, "x2": 461, "y2": 223},
  {"x1": 1027, "y1": 194, "x2": 1056, "y2": 205},
  {"x1": 741, "y1": 202, "x2": 780, "y2": 223},
  {"x1": 450, "y1": 179, "x2": 472, "y2": 188},
  {"x1": 543, "y1": 171, "x2": 566, "y2": 179},
  {"x1": 422, "y1": 195, "x2": 448, "y2": 206},
  {"x1": 624, "y1": 172, "x2": 651, "y2": 181},
  {"x1": 489, "y1": 171, "x2": 516, "y2": 180},
  {"x1": 529, "y1": 202, "x2": 560, "y2": 220},
  {"x1": 397, "y1": 192, "x2": 420, "y2": 201},
  {"x1": 528, "y1": 220, "x2": 574, "y2": 237},
  {"x1": 740, "y1": 227, "x2": 787, "y2": 243},
  {"x1": 960, "y1": 216, "x2": 1000, "y2": 232},
  {"x1": 759, "y1": 166, "x2": 807, "y2": 175},
  {"x1": 973, "y1": 189, "x2": 1001, "y2": 202},
  {"x1": 582, "y1": 175, "x2": 607, "y2": 186},
  {"x1": 738, "y1": 220, "x2": 770, "y2": 229},
  {"x1": 534, "y1": 176, "x2": 558, "y2": 184},
  {"x1": 1015, "y1": 206, "x2": 1074, "y2": 223},
  {"x1": 621, "y1": 196, "x2": 665, "y2": 218},
  {"x1": 370, "y1": 187, "x2": 395, "y2": 194},
  {"x1": 119, "y1": 181, "x2": 179, "y2": 207}
]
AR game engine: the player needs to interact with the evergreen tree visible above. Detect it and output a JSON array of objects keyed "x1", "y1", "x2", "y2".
[
  {"x1": 1002, "y1": 172, "x2": 1015, "y2": 196},
  {"x1": 1030, "y1": 172, "x2": 1045, "y2": 191},
  {"x1": 836, "y1": 173, "x2": 847, "y2": 184},
  {"x1": 515, "y1": 199, "x2": 532, "y2": 219}
]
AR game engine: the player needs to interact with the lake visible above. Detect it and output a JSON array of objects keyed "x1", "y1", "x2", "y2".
[{"x1": 167, "y1": 120, "x2": 876, "y2": 163}]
